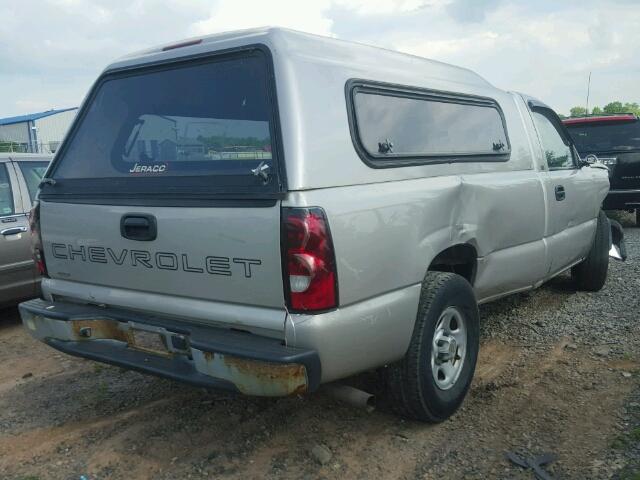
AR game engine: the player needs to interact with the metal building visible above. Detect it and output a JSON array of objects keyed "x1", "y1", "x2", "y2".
[{"x1": 0, "y1": 107, "x2": 78, "y2": 154}]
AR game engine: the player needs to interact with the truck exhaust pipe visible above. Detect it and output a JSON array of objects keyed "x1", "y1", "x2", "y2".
[{"x1": 323, "y1": 384, "x2": 376, "y2": 412}]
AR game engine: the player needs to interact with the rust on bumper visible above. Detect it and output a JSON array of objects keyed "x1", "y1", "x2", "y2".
[
  {"x1": 70, "y1": 318, "x2": 131, "y2": 342},
  {"x1": 199, "y1": 351, "x2": 309, "y2": 396}
]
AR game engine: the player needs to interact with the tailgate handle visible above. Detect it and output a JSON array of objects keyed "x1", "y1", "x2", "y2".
[{"x1": 121, "y1": 214, "x2": 157, "y2": 241}]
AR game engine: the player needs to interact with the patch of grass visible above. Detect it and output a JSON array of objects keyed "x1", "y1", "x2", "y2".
[
  {"x1": 612, "y1": 435, "x2": 629, "y2": 450},
  {"x1": 18, "y1": 476, "x2": 40, "y2": 480},
  {"x1": 92, "y1": 380, "x2": 110, "y2": 403},
  {"x1": 611, "y1": 428, "x2": 640, "y2": 452},
  {"x1": 619, "y1": 470, "x2": 640, "y2": 480},
  {"x1": 98, "y1": 380, "x2": 108, "y2": 394}
]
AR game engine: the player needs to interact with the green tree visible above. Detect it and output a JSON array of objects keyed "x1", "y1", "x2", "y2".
[
  {"x1": 603, "y1": 101, "x2": 625, "y2": 113},
  {"x1": 623, "y1": 102, "x2": 640, "y2": 115},
  {"x1": 591, "y1": 106, "x2": 603, "y2": 115},
  {"x1": 196, "y1": 134, "x2": 269, "y2": 150},
  {"x1": 570, "y1": 106, "x2": 587, "y2": 117}
]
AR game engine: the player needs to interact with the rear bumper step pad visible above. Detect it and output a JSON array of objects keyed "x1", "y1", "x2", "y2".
[{"x1": 19, "y1": 298, "x2": 321, "y2": 396}]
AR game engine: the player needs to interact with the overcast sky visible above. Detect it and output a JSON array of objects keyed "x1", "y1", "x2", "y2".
[{"x1": 1, "y1": 0, "x2": 638, "y2": 117}]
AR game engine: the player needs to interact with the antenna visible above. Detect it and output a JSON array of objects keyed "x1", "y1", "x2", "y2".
[{"x1": 585, "y1": 71, "x2": 592, "y2": 115}]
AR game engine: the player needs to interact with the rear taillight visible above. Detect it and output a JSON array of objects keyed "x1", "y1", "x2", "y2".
[
  {"x1": 282, "y1": 207, "x2": 338, "y2": 312},
  {"x1": 29, "y1": 201, "x2": 48, "y2": 277}
]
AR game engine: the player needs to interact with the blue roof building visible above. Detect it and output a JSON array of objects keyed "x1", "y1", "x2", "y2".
[{"x1": 0, "y1": 107, "x2": 78, "y2": 153}]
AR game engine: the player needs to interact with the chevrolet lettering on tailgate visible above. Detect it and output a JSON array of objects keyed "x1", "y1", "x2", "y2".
[{"x1": 50, "y1": 243, "x2": 262, "y2": 278}]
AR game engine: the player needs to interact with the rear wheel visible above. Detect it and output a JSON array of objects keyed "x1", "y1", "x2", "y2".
[
  {"x1": 636, "y1": 209, "x2": 640, "y2": 227},
  {"x1": 572, "y1": 210, "x2": 610, "y2": 291},
  {"x1": 386, "y1": 271, "x2": 479, "y2": 422}
]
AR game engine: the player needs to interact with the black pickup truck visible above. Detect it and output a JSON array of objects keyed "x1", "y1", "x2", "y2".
[{"x1": 564, "y1": 114, "x2": 640, "y2": 225}]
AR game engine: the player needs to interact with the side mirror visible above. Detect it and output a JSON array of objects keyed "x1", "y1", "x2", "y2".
[
  {"x1": 578, "y1": 158, "x2": 591, "y2": 168},
  {"x1": 587, "y1": 154, "x2": 609, "y2": 171},
  {"x1": 573, "y1": 146, "x2": 590, "y2": 168}
]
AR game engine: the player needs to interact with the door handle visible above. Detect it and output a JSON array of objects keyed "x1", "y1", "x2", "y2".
[
  {"x1": 555, "y1": 185, "x2": 566, "y2": 201},
  {"x1": 121, "y1": 214, "x2": 157, "y2": 241},
  {"x1": 1, "y1": 226, "x2": 28, "y2": 236}
]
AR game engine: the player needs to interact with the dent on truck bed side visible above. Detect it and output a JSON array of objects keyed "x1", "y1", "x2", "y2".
[{"x1": 285, "y1": 167, "x2": 546, "y2": 308}]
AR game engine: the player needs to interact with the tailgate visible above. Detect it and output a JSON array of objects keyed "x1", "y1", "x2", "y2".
[
  {"x1": 41, "y1": 201, "x2": 285, "y2": 308},
  {"x1": 611, "y1": 152, "x2": 640, "y2": 190}
]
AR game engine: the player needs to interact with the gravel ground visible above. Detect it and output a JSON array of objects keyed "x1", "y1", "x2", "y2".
[{"x1": 0, "y1": 213, "x2": 638, "y2": 479}]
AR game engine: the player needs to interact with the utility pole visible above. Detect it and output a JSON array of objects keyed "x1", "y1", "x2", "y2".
[{"x1": 585, "y1": 71, "x2": 592, "y2": 115}]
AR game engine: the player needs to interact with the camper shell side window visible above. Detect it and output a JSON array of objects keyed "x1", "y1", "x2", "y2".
[{"x1": 346, "y1": 79, "x2": 511, "y2": 169}]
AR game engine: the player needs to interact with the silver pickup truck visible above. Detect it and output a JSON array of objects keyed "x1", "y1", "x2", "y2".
[
  {"x1": 0, "y1": 153, "x2": 51, "y2": 306},
  {"x1": 19, "y1": 28, "x2": 621, "y2": 422}
]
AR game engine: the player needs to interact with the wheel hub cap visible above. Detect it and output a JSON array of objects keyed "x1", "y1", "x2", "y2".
[
  {"x1": 436, "y1": 337, "x2": 457, "y2": 362},
  {"x1": 431, "y1": 306, "x2": 467, "y2": 390}
]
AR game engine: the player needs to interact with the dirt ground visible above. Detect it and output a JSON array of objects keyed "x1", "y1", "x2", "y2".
[{"x1": 1, "y1": 224, "x2": 639, "y2": 479}]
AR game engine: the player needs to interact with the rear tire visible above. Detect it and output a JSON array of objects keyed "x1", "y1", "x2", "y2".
[
  {"x1": 572, "y1": 210, "x2": 610, "y2": 291},
  {"x1": 386, "y1": 271, "x2": 479, "y2": 422},
  {"x1": 636, "y1": 209, "x2": 640, "y2": 227}
]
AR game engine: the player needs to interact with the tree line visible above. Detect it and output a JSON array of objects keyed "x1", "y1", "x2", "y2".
[
  {"x1": 196, "y1": 134, "x2": 270, "y2": 150},
  {"x1": 564, "y1": 101, "x2": 640, "y2": 118}
]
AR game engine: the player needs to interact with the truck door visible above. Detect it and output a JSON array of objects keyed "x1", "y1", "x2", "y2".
[
  {"x1": 528, "y1": 105, "x2": 602, "y2": 277},
  {"x1": 0, "y1": 161, "x2": 35, "y2": 304}
]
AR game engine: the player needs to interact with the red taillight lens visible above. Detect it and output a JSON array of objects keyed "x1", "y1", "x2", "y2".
[
  {"x1": 282, "y1": 207, "x2": 338, "y2": 312},
  {"x1": 29, "y1": 201, "x2": 48, "y2": 277}
]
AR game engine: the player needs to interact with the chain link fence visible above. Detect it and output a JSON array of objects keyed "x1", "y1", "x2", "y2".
[{"x1": 0, "y1": 141, "x2": 60, "y2": 154}]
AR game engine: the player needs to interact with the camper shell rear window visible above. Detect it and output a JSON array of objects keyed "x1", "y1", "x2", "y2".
[
  {"x1": 42, "y1": 46, "x2": 285, "y2": 205},
  {"x1": 346, "y1": 80, "x2": 510, "y2": 168}
]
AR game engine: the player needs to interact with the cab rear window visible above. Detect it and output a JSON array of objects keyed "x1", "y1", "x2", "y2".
[{"x1": 48, "y1": 47, "x2": 283, "y2": 200}]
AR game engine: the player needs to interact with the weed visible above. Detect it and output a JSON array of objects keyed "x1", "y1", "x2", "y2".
[
  {"x1": 620, "y1": 470, "x2": 640, "y2": 480},
  {"x1": 612, "y1": 435, "x2": 629, "y2": 450}
]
